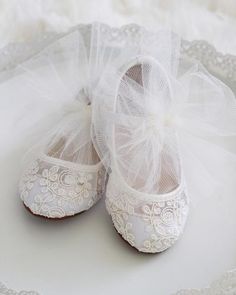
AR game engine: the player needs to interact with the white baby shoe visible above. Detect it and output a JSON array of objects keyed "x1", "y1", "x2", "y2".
[
  {"x1": 106, "y1": 171, "x2": 188, "y2": 253},
  {"x1": 94, "y1": 25, "x2": 236, "y2": 252},
  {"x1": 18, "y1": 94, "x2": 106, "y2": 219},
  {"x1": 19, "y1": 150, "x2": 105, "y2": 219},
  {"x1": 17, "y1": 28, "x2": 107, "y2": 219},
  {"x1": 93, "y1": 55, "x2": 189, "y2": 253}
]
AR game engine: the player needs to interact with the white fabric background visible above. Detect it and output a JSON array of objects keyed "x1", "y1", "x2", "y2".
[{"x1": 0, "y1": 0, "x2": 236, "y2": 54}]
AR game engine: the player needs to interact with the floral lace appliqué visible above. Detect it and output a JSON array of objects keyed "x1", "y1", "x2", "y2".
[
  {"x1": 106, "y1": 176, "x2": 189, "y2": 253},
  {"x1": 19, "y1": 158, "x2": 105, "y2": 218}
]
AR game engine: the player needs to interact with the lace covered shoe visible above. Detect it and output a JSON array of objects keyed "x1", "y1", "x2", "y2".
[
  {"x1": 19, "y1": 153, "x2": 105, "y2": 219},
  {"x1": 15, "y1": 27, "x2": 109, "y2": 219},
  {"x1": 106, "y1": 171, "x2": 188, "y2": 253},
  {"x1": 93, "y1": 55, "x2": 189, "y2": 252}
]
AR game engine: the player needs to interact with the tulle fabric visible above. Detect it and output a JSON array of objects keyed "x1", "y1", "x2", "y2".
[
  {"x1": 0, "y1": 23, "x2": 147, "y2": 167},
  {"x1": 0, "y1": 25, "x2": 106, "y2": 167},
  {"x1": 0, "y1": 23, "x2": 235, "y2": 200},
  {"x1": 92, "y1": 28, "x2": 236, "y2": 197},
  {"x1": 17, "y1": 30, "x2": 100, "y2": 166}
]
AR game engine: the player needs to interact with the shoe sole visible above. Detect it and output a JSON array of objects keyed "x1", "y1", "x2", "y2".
[
  {"x1": 114, "y1": 226, "x2": 169, "y2": 255},
  {"x1": 113, "y1": 225, "x2": 150, "y2": 254},
  {"x1": 23, "y1": 203, "x2": 85, "y2": 220}
]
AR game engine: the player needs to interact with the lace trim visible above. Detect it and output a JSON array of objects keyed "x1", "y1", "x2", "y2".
[
  {"x1": 0, "y1": 23, "x2": 235, "y2": 81},
  {"x1": 181, "y1": 39, "x2": 236, "y2": 80},
  {"x1": 1, "y1": 269, "x2": 236, "y2": 295},
  {"x1": 0, "y1": 281, "x2": 39, "y2": 295},
  {"x1": 172, "y1": 269, "x2": 236, "y2": 294}
]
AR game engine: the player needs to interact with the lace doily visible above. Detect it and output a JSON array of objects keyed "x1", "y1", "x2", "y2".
[
  {"x1": 173, "y1": 269, "x2": 236, "y2": 295},
  {"x1": 0, "y1": 24, "x2": 236, "y2": 81},
  {"x1": 1, "y1": 269, "x2": 236, "y2": 294},
  {"x1": 0, "y1": 281, "x2": 39, "y2": 295},
  {"x1": 0, "y1": 23, "x2": 235, "y2": 295}
]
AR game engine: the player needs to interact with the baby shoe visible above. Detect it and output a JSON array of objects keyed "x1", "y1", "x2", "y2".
[
  {"x1": 17, "y1": 29, "x2": 106, "y2": 219},
  {"x1": 92, "y1": 24, "x2": 236, "y2": 253},
  {"x1": 92, "y1": 55, "x2": 189, "y2": 253},
  {"x1": 19, "y1": 138, "x2": 106, "y2": 219}
]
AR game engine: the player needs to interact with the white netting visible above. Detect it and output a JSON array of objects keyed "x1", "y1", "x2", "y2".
[
  {"x1": 0, "y1": 23, "x2": 235, "y2": 198},
  {"x1": 17, "y1": 28, "x2": 101, "y2": 166},
  {"x1": 0, "y1": 23, "x2": 145, "y2": 167},
  {"x1": 92, "y1": 29, "x2": 236, "y2": 196},
  {"x1": 0, "y1": 26, "x2": 99, "y2": 166}
]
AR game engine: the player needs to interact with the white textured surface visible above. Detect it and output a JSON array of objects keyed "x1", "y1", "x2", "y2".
[{"x1": 0, "y1": 0, "x2": 236, "y2": 54}]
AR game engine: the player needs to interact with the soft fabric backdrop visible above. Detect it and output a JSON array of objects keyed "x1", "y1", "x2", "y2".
[{"x1": 0, "y1": 0, "x2": 236, "y2": 54}]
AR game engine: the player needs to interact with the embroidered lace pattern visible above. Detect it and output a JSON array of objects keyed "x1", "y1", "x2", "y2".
[
  {"x1": 106, "y1": 174, "x2": 189, "y2": 253},
  {"x1": 19, "y1": 157, "x2": 105, "y2": 218}
]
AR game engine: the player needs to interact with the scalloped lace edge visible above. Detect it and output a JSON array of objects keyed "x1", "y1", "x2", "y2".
[
  {"x1": 1, "y1": 269, "x2": 236, "y2": 294},
  {"x1": 0, "y1": 23, "x2": 236, "y2": 81}
]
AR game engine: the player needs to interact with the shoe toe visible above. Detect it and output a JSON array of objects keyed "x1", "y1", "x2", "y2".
[
  {"x1": 19, "y1": 158, "x2": 105, "y2": 219},
  {"x1": 107, "y1": 199, "x2": 189, "y2": 253},
  {"x1": 106, "y1": 177, "x2": 189, "y2": 253}
]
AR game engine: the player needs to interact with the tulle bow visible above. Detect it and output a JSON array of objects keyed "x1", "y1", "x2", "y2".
[
  {"x1": 93, "y1": 52, "x2": 236, "y2": 197},
  {"x1": 140, "y1": 61, "x2": 236, "y2": 196}
]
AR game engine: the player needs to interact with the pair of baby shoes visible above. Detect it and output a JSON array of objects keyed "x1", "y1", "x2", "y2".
[{"x1": 18, "y1": 24, "x2": 236, "y2": 253}]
